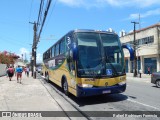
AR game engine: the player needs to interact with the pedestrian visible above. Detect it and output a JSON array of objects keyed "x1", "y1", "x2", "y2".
[
  {"x1": 15, "y1": 66, "x2": 17, "y2": 76},
  {"x1": 16, "y1": 65, "x2": 23, "y2": 83},
  {"x1": 24, "y1": 67, "x2": 27, "y2": 75},
  {"x1": 26, "y1": 67, "x2": 29, "y2": 77},
  {"x1": 139, "y1": 69, "x2": 142, "y2": 78},
  {"x1": 7, "y1": 66, "x2": 14, "y2": 81},
  {"x1": 12, "y1": 65, "x2": 15, "y2": 76},
  {"x1": 147, "y1": 67, "x2": 150, "y2": 75}
]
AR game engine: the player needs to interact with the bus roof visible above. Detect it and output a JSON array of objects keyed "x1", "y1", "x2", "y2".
[
  {"x1": 69, "y1": 29, "x2": 117, "y2": 35},
  {"x1": 43, "y1": 29, "x2": 118, "y2": 54}
]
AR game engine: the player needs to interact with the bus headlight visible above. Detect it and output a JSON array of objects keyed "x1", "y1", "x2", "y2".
[
  {"x1": 118, "y1": 81, "x2": 126, "y2": 85},
  {"x1": 78, "y1": 84, "x2": 93, "y2": 88}
]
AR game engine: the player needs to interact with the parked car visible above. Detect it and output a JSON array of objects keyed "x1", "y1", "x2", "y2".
[{"x1": 151, "y1": 72, "x2": 160, "y2": 88}]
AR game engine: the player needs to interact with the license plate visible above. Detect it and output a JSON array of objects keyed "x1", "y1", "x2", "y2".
[{"x1": 102, "y1": 90, "x2": 111, "y2": 94}]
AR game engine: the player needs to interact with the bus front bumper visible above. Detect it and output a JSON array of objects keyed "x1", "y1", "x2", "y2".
[{"x1": 76, "y1": 84, "x2": 126, "y2": 97}]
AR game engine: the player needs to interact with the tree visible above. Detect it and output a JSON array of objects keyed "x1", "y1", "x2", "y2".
[{"x1": 0, "y1": 51, "x2": 19, "y2": 64}]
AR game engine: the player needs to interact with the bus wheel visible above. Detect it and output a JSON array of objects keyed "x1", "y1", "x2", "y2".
[{"x1": 63, "y1": 79, "x2": 69, "y2": 96}]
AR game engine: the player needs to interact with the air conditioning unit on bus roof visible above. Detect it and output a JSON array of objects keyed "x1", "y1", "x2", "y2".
[{"x1": 107, "y1": 28, "x2": 115, "y2": 33}]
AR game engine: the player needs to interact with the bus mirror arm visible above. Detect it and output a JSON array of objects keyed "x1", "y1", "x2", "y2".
[{"x1": 122, "y1": 44, "x2": 134, "y2": 61}]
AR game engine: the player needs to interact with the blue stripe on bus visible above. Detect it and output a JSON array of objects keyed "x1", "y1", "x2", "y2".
[{"x1": 76, "y1": 84, "x2": 126, "y2": 97}]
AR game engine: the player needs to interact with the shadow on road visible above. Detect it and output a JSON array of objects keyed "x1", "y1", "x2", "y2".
[
  {"x1": 151, "y1": 85, "x2": 159, "y2": 88},
  {"x1": 69, "y1": 94, "x2": 128, "y2": 107},
  {"x1": 37, "y1": 74, "x2": 128, "y2": 107}
]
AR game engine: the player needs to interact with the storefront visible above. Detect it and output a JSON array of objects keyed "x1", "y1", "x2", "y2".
[{"x1": 144, "y1": 58, "x2": 157, "y2": 74}]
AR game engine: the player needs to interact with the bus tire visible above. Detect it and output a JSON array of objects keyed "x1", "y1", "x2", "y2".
[{"x1": 62, "y1": 79, "x2": 69, "y2": 96}]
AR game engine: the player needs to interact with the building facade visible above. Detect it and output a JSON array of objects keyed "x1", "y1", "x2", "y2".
[{"x1": 120, "y1": 22, "x2": 160, "y2": 74}]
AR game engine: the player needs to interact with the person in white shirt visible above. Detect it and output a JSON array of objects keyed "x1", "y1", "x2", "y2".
[{"x1": 26, "y1": 67, "x2": 30, "y2": 77}]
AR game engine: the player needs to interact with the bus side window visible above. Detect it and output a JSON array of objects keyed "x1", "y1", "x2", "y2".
[{"x1": 67, "y1": 49, "x2": 73, "y2": 71}]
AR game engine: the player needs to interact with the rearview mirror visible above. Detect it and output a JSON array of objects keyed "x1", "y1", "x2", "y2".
[
  {"x1": 72, "y1": 42, "x2": 78, "y2": 60},
  {"x1": 122, "y1": 43, "x2": 134, "y2": 61}
]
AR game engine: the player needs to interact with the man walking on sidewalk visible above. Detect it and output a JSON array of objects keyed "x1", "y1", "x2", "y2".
[
  {"x1": 147, "y1": 67, "x2": 150, "y2": 75},
  {"x1": 139, "y1": 69, "x2": 142, "y2": 78},
  {"x1": 16, "y1": 65, "x2": 23, "y2": 83},
  {"x1": 26, "y1": 66, "x2": 29, "y2": 77},
  {"x1": 7, "y1": 66, "x2": 14, "y2": 81}
]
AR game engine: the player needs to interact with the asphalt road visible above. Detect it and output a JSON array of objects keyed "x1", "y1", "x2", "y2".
[
  {"x1": 125, "y1": 77, "x2": 160, "y2": 111},
  {"x1": 37, "y1": 74, "x2": 160, "y2": 120}
]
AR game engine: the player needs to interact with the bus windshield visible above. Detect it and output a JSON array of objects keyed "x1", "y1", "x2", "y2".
[{"x1": 76, "y1": 32, "x2": 125, "y2": 77}]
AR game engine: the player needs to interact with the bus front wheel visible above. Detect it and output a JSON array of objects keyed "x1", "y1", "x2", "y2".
[{"x1": 63, "y1": 79, "x2": 69, "y2": 96}]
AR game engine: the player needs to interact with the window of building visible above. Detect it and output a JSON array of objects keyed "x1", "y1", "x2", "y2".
[
  {"x1": 149, "y1": 36, "x2": 154, "y2": 43},
  {"x1": 133, "y1": 35, "x2": 154, "y2": 46}
]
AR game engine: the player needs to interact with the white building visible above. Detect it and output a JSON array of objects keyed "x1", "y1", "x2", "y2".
[
  {"x1": 14, "y1": 59, "x2": 26, "y2": 67},
  {"x1": 120, "y1": 22, "x2": 160, "y2": 74}
]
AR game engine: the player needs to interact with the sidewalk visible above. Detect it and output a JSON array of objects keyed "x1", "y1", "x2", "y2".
[
  {"x1": 126, "y1": 73, "x2": 151, "y2": 82},
  {"x1": 126, "y1": 73, "x2": 151, "y2": 78},
  {"x1": 0, "y1": 72, "x2": 69, "y2": 120}
]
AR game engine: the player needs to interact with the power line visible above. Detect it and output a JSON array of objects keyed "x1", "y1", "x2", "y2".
[
  {"x1": 37, "y1": 0, "x2": 52, "y2": 43},
  {"x1": 43, "y1": 0, "x2": 58, "y2": 33},
  {"x1": 37, "y1": 0, "x2": 45, "y2": 27},
  {"x1": 30, "y1": 0, "x2": 52, "y2": 79}
]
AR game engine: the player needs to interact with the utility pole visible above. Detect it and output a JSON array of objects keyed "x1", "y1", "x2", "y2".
[
  {"x1": 33, "y1": 22, "x2": 37, "y2": 79},
  {"x1": 31, "y1": 46, "x2": 34, "y2": 77},
  {"x1": 29, "y1": 0, "x2": 52, "y2": 79},
  {"x1": 131, "y1": 21, "x2": 139, "y2": 77},
  {"x1": 29, "y1": 21, "x2": 37, "y2": 79}
]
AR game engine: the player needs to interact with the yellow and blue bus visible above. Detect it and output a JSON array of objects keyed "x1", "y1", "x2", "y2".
[{"x1": 42, "y1": 29, "x2": 134, "y2": 97}]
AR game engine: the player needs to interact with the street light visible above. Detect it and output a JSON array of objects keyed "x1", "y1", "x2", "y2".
[{"x1": 131, "y1": 21, "x2": 139, "y2": 77}]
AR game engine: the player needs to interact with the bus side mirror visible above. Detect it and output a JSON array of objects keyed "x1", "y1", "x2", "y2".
[
  {"x1": 122, "y1": 44, "x2": 134, "y2": 61},
  {"x1": 72, "y1": 43, "x2": 78, "y2": 60}
]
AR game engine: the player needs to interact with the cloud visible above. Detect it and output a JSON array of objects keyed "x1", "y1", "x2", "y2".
[
  {"x1": 58, "y1": 0, "x2": 160, "y2": 8},
  {"x1": 17, "y1": 48, "x2": 42, "y2": 63},
  {"x1": 19, "y1": 48, "x2": 29, "y2": 55},
  {"x1": 17, "y1": 48, "x2": 30, "y2": 60},
  {"x1": 104, "y1": 0, "x2": 160, "y2": 7},
  {"x1": 127, "y1": 8, "x2": 160, "y2": 20},
  {"x1": 58, "y1": 0, "x2": 83, "y2": 7},
  {"x1": 141, "y1": 8, "x2": 160, "y2": 18},
  {"x1": 58, "y1": 0, "x2": 105, "y2": 8},
  {"x1": 37, "y1": 53, "x2": 42, "y2": 63}
]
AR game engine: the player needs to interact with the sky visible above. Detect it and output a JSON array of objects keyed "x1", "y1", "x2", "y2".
[{"x1": 0, "y1": 0, "x2": 160, "y2": 63}]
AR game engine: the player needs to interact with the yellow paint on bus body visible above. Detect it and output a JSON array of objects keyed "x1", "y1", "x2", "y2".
[{"x1": 42, "y1": 60, "x2": 126, "y2": 97}]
